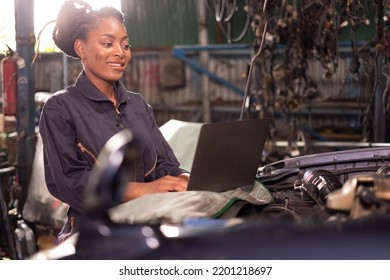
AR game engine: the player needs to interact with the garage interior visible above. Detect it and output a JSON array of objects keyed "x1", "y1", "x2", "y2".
[{"x1": 1, "y1": 0, "x2": 390, "y2": 260}]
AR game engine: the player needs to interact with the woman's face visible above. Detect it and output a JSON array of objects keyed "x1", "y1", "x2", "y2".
[{"x1": 75, "y1": 17, "x2": 131, "y2": 88}]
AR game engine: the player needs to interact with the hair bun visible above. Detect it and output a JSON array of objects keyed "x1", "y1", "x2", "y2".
[
  {"x1": 52, "y1": 0, "x2": 93, "y2": 58},
  {"x1": 52, "y1": 1, "x2": 124, "y2": 59}
]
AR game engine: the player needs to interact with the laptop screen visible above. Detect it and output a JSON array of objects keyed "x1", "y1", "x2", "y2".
[{"x1": 187, "y1": 118, "x2": 270, "y2": 192}]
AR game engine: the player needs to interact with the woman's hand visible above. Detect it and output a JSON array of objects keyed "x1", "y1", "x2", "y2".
[{"x1": 123, "y1": 175, "x2": 189, "y2": 201}]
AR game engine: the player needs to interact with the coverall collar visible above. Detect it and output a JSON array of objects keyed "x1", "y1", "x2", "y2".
[{"x1": 74, "y1": 71, "x2": 130, "y2": 105}]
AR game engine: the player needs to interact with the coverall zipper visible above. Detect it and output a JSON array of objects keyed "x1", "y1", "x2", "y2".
[
  {"x1": 115, "y1": 107, "x2": 126, "y2": 130},
  {"x1": 114, "y1": 105, "x2": 158, "y2": 178},
  {"x1": 77, "y1": 142, "x2": 98, "y2": 162}
]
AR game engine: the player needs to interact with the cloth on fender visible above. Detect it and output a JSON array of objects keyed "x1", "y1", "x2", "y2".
[
  {"x1": 22, "y1": 133, "x2": 68, "y2": 229},
  {"x1": 108, "y1": 180, "x2": 273, "y2": 224}
]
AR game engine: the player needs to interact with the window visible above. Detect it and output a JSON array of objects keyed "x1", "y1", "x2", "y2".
[{"x1": 1, "y1": 0, "x2": 121, "y2": 54}]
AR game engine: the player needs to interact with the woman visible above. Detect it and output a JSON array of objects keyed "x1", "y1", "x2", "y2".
[{"x1": 39, "y1": 0, "x2": 189, "y2": 242}]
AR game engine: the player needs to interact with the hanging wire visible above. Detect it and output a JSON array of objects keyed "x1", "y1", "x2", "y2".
[
  {"x1": 206, "y1": 0, "x2": 251, "y2": 43},
  {"x1": 239, "y1": 0, "x2": 269, "y2": 120},
  {"x1": 231, "y1": 3, "x2": 251, "y2": 43},
  {"x1": 224, "y1": 0, "x2": 237, "y2": 22},
  {"x1": 215, "y1": 0, "x2": 226, "y2": 22},
  {"x1": 32, "y1": 19, "x2": 56, "y2": 65}
]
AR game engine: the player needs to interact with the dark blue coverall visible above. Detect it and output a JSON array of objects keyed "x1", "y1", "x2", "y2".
[{"x1": 39, "y1": 71, "x2": 186, "y2": 241}]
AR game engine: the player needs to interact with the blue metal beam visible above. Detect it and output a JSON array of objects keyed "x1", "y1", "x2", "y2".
[
  {"x1": 15, "y1": 0, "x2": 36, "y2": 208},
  {"x1": 172, "y1": 45, "x2": 250, "y2": 96}
]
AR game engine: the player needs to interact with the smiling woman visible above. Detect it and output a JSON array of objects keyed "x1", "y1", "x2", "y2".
[{"x1": 38, "y1": 0, "x2": 189, "y2": 244}]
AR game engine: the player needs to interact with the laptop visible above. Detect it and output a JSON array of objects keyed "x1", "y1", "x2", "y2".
[{"x1": 187, "y1": 118, "x2": 270, "y2": 192}]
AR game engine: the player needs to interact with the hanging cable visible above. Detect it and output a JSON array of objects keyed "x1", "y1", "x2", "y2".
[
  {"x1": 232, "y1": 2, "x2": 251, "y2": 43},
  {"x1": 224, "y1": 0, "x2": 237, "y2": 22},
  {"x1": 215, "y1": 0, "x2": 226, "y2": 22},
  {"x1": 32, "y1": 19, "x2": 56, "y2": 65},
  {"x1": 207, "y1": 0, "x2": 251, "y2": 43},
  {"x1": 239, "y1": 0, "x2": 269, "y2": 120}
]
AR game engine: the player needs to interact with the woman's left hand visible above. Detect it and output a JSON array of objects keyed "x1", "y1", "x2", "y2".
[{"x1": 123, "y1": 175, "x2": 189, "y2": 201}]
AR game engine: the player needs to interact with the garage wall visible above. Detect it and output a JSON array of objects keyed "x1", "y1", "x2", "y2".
[
  {"x1": 120, "y1": 0, "x2": 254, "y2": 47},
  {"x1": 31, "y1": 45, "x2": 371, "y2": 129}
]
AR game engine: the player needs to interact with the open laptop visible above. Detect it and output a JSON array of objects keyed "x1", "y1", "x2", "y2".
[{"x1": 187, "y1": 118, "x2": 270, "y2": 192}]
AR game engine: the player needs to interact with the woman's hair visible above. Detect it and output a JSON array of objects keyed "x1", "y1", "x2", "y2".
[{"x1": 52, "y1": 0, "x2": 125, "y2": 58}]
